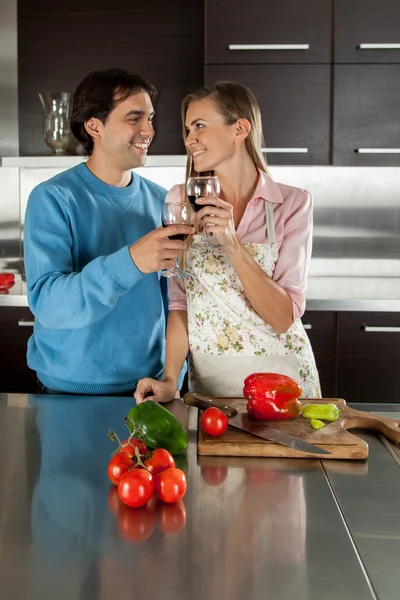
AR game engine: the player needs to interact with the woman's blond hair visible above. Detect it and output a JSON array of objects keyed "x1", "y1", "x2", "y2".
[{"x1": 181, "y1": 80, "x2": 269, "y2": 184}]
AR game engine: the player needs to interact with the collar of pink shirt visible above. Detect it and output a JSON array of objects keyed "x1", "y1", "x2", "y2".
[{"x1": 249, "y1": 169, "x2": 284, "y2": 205}]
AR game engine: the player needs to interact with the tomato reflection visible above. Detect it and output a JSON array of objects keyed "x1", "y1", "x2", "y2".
[
  {"x1": 200, "y1": 466, "x2": 228, "y2": 486},
  {"x1": 118, "y1": 502, "x2": 155, "y2": 543},
  {"x1": 155, "y1": 499, "x2": 186, "y2": 535},
  {"x1": 111, "y1": 491, "x2": 186, "y2": 543}
]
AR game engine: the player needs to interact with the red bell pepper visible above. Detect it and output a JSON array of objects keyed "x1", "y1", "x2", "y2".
[
  {"x1": 243, "y1": 372, "x2": 302, "y2": 421},
  {"x1": 0, "y1": 273, "x2": 15, "y2": 284},
  {"x1": 0, "y1": 273, "x2": 15, "y2": 290}
]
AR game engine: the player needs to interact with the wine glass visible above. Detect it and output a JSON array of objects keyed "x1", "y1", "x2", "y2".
[
  {"x1": 186, "y1": 176, "x2": 220, "y2": 244},
  {"x1": 161, "y1": 203, "x2": 193, "y2": 279}
]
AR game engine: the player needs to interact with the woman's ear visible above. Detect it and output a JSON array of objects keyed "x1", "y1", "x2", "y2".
[
  {"x1": 84, "y1": 118, "x2": 103, "y2": 140},
  {"x1": 233, "y1": 118, "x2": 252, "y2": 144}
]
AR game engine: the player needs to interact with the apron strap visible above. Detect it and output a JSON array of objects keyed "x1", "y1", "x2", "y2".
[{"x1": 265, "y1": 202, "x2": 277, "y2": 245}]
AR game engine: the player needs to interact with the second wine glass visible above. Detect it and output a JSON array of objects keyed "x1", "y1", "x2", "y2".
[
  {"x1": 186, "y1": 176, "x2": 220, "y2": 244},
  {"x1": 161, "y1": 202, "x2": 192, "y2": 279}
]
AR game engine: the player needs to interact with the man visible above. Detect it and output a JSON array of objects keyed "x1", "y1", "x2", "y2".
[{"x1": 24, "y1": 68, "x2": 192, "y2": 395}]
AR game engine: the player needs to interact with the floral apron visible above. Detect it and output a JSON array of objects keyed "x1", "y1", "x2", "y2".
[{"x1": 185, "y1": 202, "x2": 321, "y2": 398}]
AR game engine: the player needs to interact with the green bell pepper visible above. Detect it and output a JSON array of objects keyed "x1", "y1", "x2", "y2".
[
  {"x1": 301, "y1": 403, "x2": 340, "y2": 422},
  {"x1": 127, "y1": 400, "x2": 188, "y2": 455}
]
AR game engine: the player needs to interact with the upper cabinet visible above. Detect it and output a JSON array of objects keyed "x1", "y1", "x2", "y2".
[
  {"x1": 206, "y1": 65, "x2": 331, "y2": 165},
  {"x1": 333, "y1": 65, "x2": 400, "y2": 166},
  {"x1": 335, "y1": 0, "x2": 400, "y2": 63},
  {"x1": 206, "y1": 0, "x2": 332, "y2": 64}
]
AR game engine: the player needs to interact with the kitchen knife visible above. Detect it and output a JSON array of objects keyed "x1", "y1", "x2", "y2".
[{"x1": 184, "y1": 392, "x2": 332, "y2": 456}]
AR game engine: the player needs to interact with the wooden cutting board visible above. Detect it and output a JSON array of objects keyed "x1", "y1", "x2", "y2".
[{"x1": 197, "y1": 398, "x2": 400, "y2": 460}]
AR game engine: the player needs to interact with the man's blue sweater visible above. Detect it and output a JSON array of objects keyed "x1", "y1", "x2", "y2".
[{"x1": 24, "y1": 162, "x2": 171, "y2": 394}]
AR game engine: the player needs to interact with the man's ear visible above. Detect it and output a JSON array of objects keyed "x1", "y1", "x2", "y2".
[
  {"x1": 84, "y1": 118, "x2": 103, "y2": 140},
  {"x1": 233, "y1": 118, "x2": 251, "y2": 144}
]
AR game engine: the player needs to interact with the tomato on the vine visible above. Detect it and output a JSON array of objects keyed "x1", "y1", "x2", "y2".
[
  {"x1": 118, "y1": 468, "x2": 154, "y2": 508},
  {"x1": 118, "y1": 438, "x2": 148, "y2": 459},
  {"x1": 108, "y1": 452, "x2": 135, "y2": 486},
  {"x1": 154, "y1": 468, "x2": 187, "y2": 504},
  {"x1": 145, "y1": 448, "x2": 175, "y2": 475},
  {"x1": 201, "y1": 407, "x2": 229, "y2": 437}
]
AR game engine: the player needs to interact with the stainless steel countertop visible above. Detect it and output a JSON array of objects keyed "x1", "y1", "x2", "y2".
[
  {"x1": 2, "y1": 275, "x2": 400, "y2": 311},
  {"x1": 0, "y1": 394, "x2": 399, "y2": 600}
]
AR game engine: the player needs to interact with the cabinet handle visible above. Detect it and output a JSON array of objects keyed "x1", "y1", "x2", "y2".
[
  {"x1": 228, "y1": 44, "x2": 310, "y2": 51},
  {"x1": 357, "y1": 43, "x2": 400, "y2": 50},
  {"x1": 18, "y1": 319, "x2": 34, "y2": 327},
  {"x1": 303, "y1": 324, "x2": 312, "y2": 330},
  {"x1": 356, "y1": 148, "x2": 400, "y2": 154},
  {"x1": 362, "y1": 325, "x2": 400, "y2": 333},
  {"x1": 261, "y1": 147, "x2": 308, "y2": 154}
]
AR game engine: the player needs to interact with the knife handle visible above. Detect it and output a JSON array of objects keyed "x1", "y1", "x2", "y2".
[{"x1": 183, "y1": 393, "x2": 238, "y2": 418}]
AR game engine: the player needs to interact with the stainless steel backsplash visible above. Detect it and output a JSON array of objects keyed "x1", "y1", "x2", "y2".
[
  {"x1": 270, "y1": 166, "x2": 400, "y2": 278},
  {"x1": 0, "y1": 164, "x2": 399, "y2": 278},
  {"x1": 0, "y1": 167, "x2": 21, "y2": 272}
]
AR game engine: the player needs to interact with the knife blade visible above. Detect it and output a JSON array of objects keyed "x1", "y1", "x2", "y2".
[{"x1": 184, "y1": 392, "x2": 332, "y2": 456}]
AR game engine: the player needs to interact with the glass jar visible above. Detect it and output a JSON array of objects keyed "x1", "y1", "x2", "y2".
[{"x1": 38, "y1": 92, "x2": 72, "y2": 155}]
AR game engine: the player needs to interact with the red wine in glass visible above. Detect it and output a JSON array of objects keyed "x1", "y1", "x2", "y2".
[
  {"x1": 162, "y1": 222, "x2": 188, "y2": 241},
  {"x1": 161, "y1": 202, "x2": 192, "y2": 279},
  {"x1": 186, "y1": 176, "x2": 220, "y2": 212},
  {"x1": 187, "y1": 195, "x2": 202, "y2": 213},
  {"x1": 186, "y1": 176, "x2": 220, "y2": 245}
]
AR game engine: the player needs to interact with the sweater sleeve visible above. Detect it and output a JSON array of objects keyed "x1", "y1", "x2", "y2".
[{"x1": 24, "y1": 183, "x2": 146, "y2": 330}]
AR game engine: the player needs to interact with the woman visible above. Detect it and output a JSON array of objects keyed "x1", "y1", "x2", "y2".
[{"x1": 134, "y1": 81, "x2": 321, "y2": 402}]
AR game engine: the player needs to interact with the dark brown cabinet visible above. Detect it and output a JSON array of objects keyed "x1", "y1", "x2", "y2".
[
  {"x1": 0, "y1": 308, "x2": 36, "y2": 393},
  {"x1": 335, "y1": 0, "x2": 400, "y2": 64},
  {"x1": 206, "y1": 65, "x2": 331, "y2": 165},
  {"x1": 206, "y1": 0, "x2": 332, "y2": 64},
  {"x1": 302, "y1": 311, "x2": 336, "y2": 398},
  {"x1": 337, "y1": 312, "x2": 400, "y2": 403},
  {"x1": 18, "y1": 0, "x2": 204, "y2": 156},
  {"x1": 333, "y1": 65, "x2": 400, "y2": 166},
  {"x1": 15, "y1": 0, "x2": 400, "y2": 163}
]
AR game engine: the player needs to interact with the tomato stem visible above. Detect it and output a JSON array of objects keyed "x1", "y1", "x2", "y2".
[
  {"x1": 107, "y1": 429, "x2": 124, "y2": 455},
  {"x1": 124, "y1": 416, "x2": 145, "y2": 441},
  {"x1": 108, "y1": 418, "x2": 147, "y2": 458},
  {"x1": 132, "y1": 446, "x2": 149, "y2": 471}
]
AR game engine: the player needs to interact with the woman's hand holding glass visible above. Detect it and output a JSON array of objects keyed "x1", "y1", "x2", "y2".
[
  {"x1": 195, "y1": 196, "x2": 237, "y2": 248},
  {"x1": 186, "y1": 176, "x2": 221, "y2": 246}
]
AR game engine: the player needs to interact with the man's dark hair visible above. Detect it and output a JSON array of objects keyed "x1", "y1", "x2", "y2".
[{"x1": 70, "y1": 68, "x2": 157, "y2": 155}]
